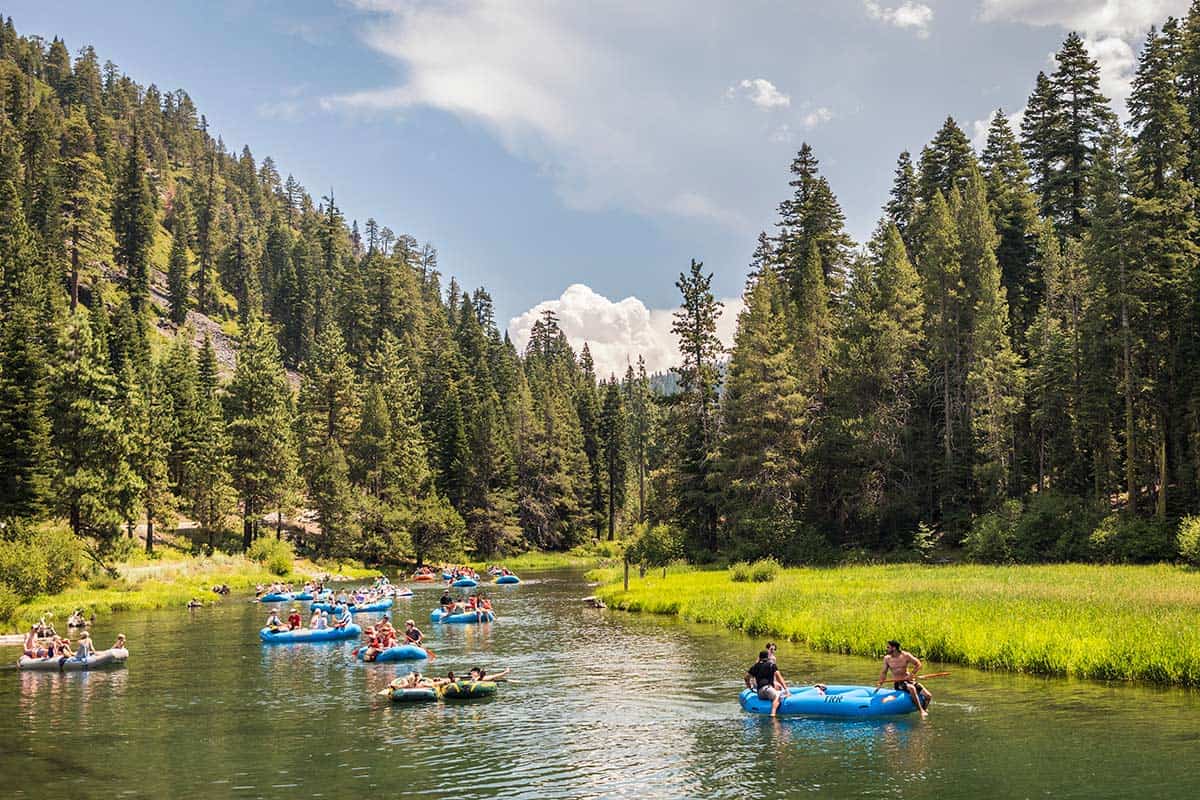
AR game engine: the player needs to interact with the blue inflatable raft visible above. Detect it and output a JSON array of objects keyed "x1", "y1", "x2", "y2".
[
  {"x1": 430, "y1": 608, "x2": 495, "y2": 624},
  {"x1": 311, "y1": 599, "x2": 393, "y2": 614},
  {"x1": 291, "y1": 591, "x2": 314, "y2": 601},
  {"x1": 494, "y1": 575, "x2": 520, "y2": 585},
  {"x1": 738, "y1": 685, "x2": 926, "y2": 718},
  {"x1": 356, "y1": 644, "x2": 428, "y2": 662},
  {"x1": 259, "y1": 593, "x2": 292, "y2": 603},
  {"x1": 451, "y1": 577, "x2": 478, "y2": 588},
  {"x1": 259, "y1": 624, "x2": 362, "y2": 644}
]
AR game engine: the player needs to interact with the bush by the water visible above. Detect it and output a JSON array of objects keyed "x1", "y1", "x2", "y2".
[
  {"x1": 247, "y1": 537, "x2": 294, "y2": 576},
  {"x1": 730, "y1": 558, "x2": 780, "y2": 583},
  {"x1": 1175, "y1": 516, "x2": 1200, "y2": 566},
  {"x1": 0, "y1": 524, "x2": 81, "y2": 601}
]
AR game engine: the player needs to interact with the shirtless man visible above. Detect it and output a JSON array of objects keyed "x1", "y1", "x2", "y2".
[{"x1": 876, "y1": 639, "x2": 931, "y2": 718}]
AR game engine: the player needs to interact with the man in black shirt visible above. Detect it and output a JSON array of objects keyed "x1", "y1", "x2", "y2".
[{"x1": 745, "y1": 650, "x2": 789, "y2": 716}]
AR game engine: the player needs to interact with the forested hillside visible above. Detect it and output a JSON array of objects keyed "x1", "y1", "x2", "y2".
[
  {"x1": 3, "y1": 9, "x2": 1200, "y2": 584},
  {"x1": 0, "y1": 15, "x2": 655, "y2": 574}
]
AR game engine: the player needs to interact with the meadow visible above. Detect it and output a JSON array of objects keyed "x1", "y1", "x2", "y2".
[{"x1": 594, "y1": 562, "x2": 1200, "y2": 686}]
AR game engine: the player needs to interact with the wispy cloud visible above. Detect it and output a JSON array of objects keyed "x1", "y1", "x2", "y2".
[
  {"x1": 323, "y1": 1, "x2": 832, "y2": 233},
  {"x1": 864, "y1": 1, "x2": 934, "y2": 38}
]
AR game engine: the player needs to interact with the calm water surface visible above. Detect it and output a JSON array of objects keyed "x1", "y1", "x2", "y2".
[{"x1": 1, "y1": 568, "x2": 1197, "y2": 798}]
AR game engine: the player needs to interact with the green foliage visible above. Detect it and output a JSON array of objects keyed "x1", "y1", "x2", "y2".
[
  {"x1": 1177, "y1": 516, "x2": 1200, "y2": 566},
  {"x1": 0, "y1": 524, "x2": 81, "y2": 599},
  {"x1": 625, "y1": 522, "x2": 682, "y2": 568},
  {"x1": 963, "y1": 500, "x2": 1022, "y2": 564},
  {"x1": 246, "y1": 536, "x2": 293, "y2": 576},
  {"x1": 1089, "y1": 514, "x2": 1177, "y2": 564},
  {"x1": 730, "y1": 558, "x2": 780, "y2": 583}
]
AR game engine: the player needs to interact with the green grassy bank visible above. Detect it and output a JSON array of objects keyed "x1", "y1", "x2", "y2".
[
  {"x1": 595, "y1": 563, "x2": 1200, "y2": 686},
  {"x1": 3, "y1": 553, "x2": 376, "y2": 634},
  {"x1": 469, "y1": 543, "x2": 623, "y2": 573}
]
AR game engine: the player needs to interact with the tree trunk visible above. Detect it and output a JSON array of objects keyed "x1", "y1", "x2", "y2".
[
  {"x1": 242, "y1": 514, "x2": 253, "y2": 551},
  {"x1": 1121, "y1": 273, "x2": 1136, "y2": 512},
  {"x1": 276, "y1": 509, "x2": 283, "y2": 540},
  {"x1": 607, "y1": 461, "x2": 616, "y2": 541},
  {"x1": 623, "y1": 558, "x2": 629, "y2": 591},
  {"x1": 1157, "y1": 418, "x2": 1168, "y2": 519},
  {"x1": 146, "y1": 519, "x2": 154, "y2": 554},
  {"x1": 70, "y1": 233, "x2": 79, "y2": 312}
]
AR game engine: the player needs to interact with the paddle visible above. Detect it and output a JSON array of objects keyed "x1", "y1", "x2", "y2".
[{"x1": 873, "y1": 672, "x2": 950, "y2": 693}]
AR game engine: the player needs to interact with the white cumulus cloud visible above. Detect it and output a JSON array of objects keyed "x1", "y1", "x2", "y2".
[
  {"x1": 728, "y1": 78, "x2": 791, "y2": 109},
  {"x1": 864, "y1": 2, "x2": 934, "y2": 38},
  {"x1": 979, "y1": 0, "x2": 1190, "y2": 113},
  {"x1": 507, "y1": 283, "x2": 743, "y2": 379}
]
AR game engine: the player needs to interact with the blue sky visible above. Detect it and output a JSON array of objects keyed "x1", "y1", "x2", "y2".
[{"x1": 8, "y1": 1, "x2": 1185, "y2": 375}]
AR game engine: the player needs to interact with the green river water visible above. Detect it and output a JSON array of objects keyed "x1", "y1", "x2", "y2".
[{"x1": 1, "y1": 568, "x2": 1197, "y2": 799}]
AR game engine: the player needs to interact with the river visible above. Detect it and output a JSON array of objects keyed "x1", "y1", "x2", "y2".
[{"x1": 1, "y1": 568, "x2": 1197, "y2": 798}]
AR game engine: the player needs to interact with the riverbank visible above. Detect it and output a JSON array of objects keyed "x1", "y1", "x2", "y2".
[
  {"x1": 2, "y1": 552, "x2": 377, "y2": 634},
  {"x1": 595, "y1": 562, "x2": 1200, "y2": 686},
  {"x1": 470, "y1": 544, "x2": 623, "y2": 573}
]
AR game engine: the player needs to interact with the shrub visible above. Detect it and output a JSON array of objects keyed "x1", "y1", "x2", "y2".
[
  {"x1": 964, "y1": 500, "x2": 1022, "y2": 564},
  {"x1": 912, "y1": 522, "x2": 938, "y2": 563},
  {"x1": 1089, "y1": 514, "x2": 1177, "y2": 564},
  {"x1": 39, "y1": 526, "x2": 82, "y2": 593},
  {"x1": 1179, "y1": 516, "x2": 1200, "y2": 566},
  {"x1": 1011, "y1": 492, "x2": 1099, "y2": 563},
  {"x1": 749, "y1": 558, "x2": 780, "y2": 582},
  {"x1": 0, "y1": 540, "x2": 49, "y2": 597},
  {"x1": 0, "y1": 581, "x2": 19, "y2": 622},
  {"x1": 247, "y1": 537, "x2": 294, "y2": 576},
  {"x1": 729, "y1": 562, "x2": 752, "y2": 582}
]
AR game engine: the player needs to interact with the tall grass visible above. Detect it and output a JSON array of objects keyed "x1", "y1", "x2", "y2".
[{"x1": 597, "y1": 563, "x2": 1200, "y2": 686}]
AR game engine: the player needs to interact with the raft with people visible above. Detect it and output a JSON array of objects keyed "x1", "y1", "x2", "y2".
[
  {"x1": 450, "y1": 577, "x2": 478, "y2": 588},
  {"x1": 387, "y1": 686, "x2": 438, "y2": 702},
  {"x1": 355, "y1": 644, "x2": 428, "y2": 662},
  {"x1": 494, "y1": 574, "x2": 520, "y2": 585},
  {"x1": 738, "y1": 684, "x2": 927, "y2": 718},
  {"x1": 259, "y1": 624, "x2": 362, "y2": 643},
  {"x1": 438, "y1": 680, "x2": 497, "y2": 699},
  {"x1": 19, "y1": 647, "x2": 129, "y2": 672},
  {"x1": 311, "y1": 599, "x2": 393, "y2": 614},
  {"x1": 430, "y1": 608, "x2": 495, "y2": 624}
]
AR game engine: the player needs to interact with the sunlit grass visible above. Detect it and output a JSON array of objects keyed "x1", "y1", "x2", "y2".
[
  {"x1": 596, "y1": 563, "x2": 1200, "y2": 686},
  {"x1": 4, "y1": 553, "x2": 375, "y2": 633}
]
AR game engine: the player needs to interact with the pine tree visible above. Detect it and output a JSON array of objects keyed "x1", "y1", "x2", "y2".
[
  {"x1": 226, "y1": 315, "x2": 300, "y2": 549},
  {"x1": 0, "y1": 300, "x2": 52, "y2": 520},
  {"x1": 112, "y1": 129, "x2": 156, "y2": 320},
  {"x1": 917, "y1": 117, "x2": 976, "y2": 203},
  {"x1": 598, "y1": 379, "x2": 627, "y2": 540},
  {"x1": 1047, "y1": 32, "x2": 1113, "y2": 235},
  {"x1": 575, "y1": 343, "x2": 604, "y2": 535},
  {"x1": 775, "y1": 143, "x2": 854, "y2": 298},
  {"x1": 167, "y1": 190, "x2": 192, "y2": 325},
  {"x1": 1127, "y1": 26, "x2": 1199, "y2": 517},
  {"x1": 718, "y1": 269, "x2": 807, "y2": 556},
  {"x1": 980, "y1": 109, "x2": 1042, "y2": 342},
  {"x1": 671, "y1": 260, "x2": 724, "y2": 552},
  {"x1": 57, "y1": 108, "x2": 113, "y2": 311},
  {"x1": 960, "y1": 167, "x2": 1024, "y2": 509},
  {"x1": 885, "y1": 150, "x2": 917, "y2": 249}
]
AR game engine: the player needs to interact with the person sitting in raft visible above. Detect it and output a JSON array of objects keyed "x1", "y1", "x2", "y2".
[
  {"x1": 74, "y1": 631, "x2": 95, "y2": 660},
  {"x1": 265, "y1": 610, "x2": 285, "y2": 631},
  {"x1": 309, "y1": 608, "x2": 322, "y2": 628},
  {"x1": 439, "y1": 590, "x2": 453, "y2": 611},
  {"x1": 313, "y1": 610, "x2": 329, "y2": 630},
  {"x1": 402, "y1": 619, "x2": 424, "y2": 647},
  {"x1": 287, "y1": 608, "x2": 303, "y2": 630},
  {"x1": 22, "y1": 626, "x2": 46, "y2": 658},
  {"x1": 877, "y1": 640, "x2": 931, "y2": 719},
  {"x1": 332, "y1": 605, "x2": 353, "y2": 629},
  {"x1": 111, "y1": 634, "x2": 126, "y2": 651},
  {"x1": 765, "y1": 642, "x2": 778, "y2": 664},
  {"x1": 746, "y1": 650, "x2": 790, "y2": 717},
  {"x1": 468, "y1": 666, "x2": 509, "y2": 682},
  {"x1": 390, "y1": 671, "x2": 431, "y2": 690}
]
